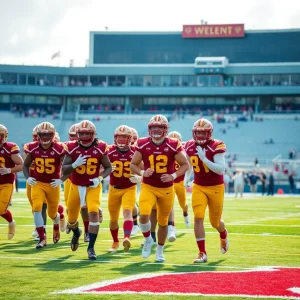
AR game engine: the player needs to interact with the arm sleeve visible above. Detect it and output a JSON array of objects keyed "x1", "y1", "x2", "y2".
[{"x1": 203, "y1": 153, "x2": 226, "y2": 175}]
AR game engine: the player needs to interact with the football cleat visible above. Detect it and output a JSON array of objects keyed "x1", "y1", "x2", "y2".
[
  {"x1": 184, "y1": 214, "x2": 190, "y2": 228},
  {"x1": 142, "y1": 237, "x2": 155, "y2": 258},
  {"x1": 193, "y1": 252, "x2": 208, "y2": 263},
  {"x1": 71, "y1": 229, "x2": 82, "y2": 251},
  {"x1": 53, "y1": 227, "x2": 60, "y2": 244},
  {"x1": 8, "y1": 220, "x2": 16, "y2": 240},
  {"x1": 131, "y1": 225, "x2": 140, "y2": 236},
  {"x1": 60, "y1": 218, "x2": 66, "y2": 232},
  {"x1": 155, "y1": 248, "x2": 165, "y2": 262},
  {"x1": 123, "y1": 237, "x2": 131, "y2": 252},
  {"x1": 36, "y1": 238, "x2": 47, "y2": 249},
  {"x1": 220, "y1": 230, "x2": 229, "y2": 254},
  {"x1": 87, "y1": 248, "x2": 97, "y2": 260},
  {"x1": 167, "y1": 225, "x2": 176, "y2": 242},
  {"x1": 108, "y1": 242, "x2": 119, "y2": 253},
  {"x1": 84, "y1": 232, "x2": 90, "y2": 243}
]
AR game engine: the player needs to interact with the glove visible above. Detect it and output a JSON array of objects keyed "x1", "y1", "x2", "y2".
[
  {"x1": 129, "y1": 174, "x2": 142, "y2": 184},
  {"x1": 27, "y1": 177, "x2": 37, "y2": 186},
  {"x1": 72, "y1": 154, "x2": 87, "y2": 169},
  {"x1": 196, "y1": 146, "x2": 206, "y2": 161},
  {"x1": 89, "y1": 177, "x2": 101, "y2": 188},
  {"x1": 50, "y1": 179, "x2": 63, "y2": 188},
  {"x1": 0, "y1": 167, "x2": 11, "y2": 175}
]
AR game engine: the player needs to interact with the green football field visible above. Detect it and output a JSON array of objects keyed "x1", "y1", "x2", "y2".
[{"x1": 0, "y1": 191, "x2": 299, "y2": 300}]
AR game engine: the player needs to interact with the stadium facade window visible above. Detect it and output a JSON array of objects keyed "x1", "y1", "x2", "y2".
[
  {"x1": 170, "y1": 75, "x2": 180, "y2": 86},
  {"x1": 24, "y1": 95, "x2": 36, "y2": 103},
  {"x1": 36, "y1": 75, "x2": 46, "y2": 86},
  {"x1": 161, "y1": 76, "x2": 171, "y2": 87},
  {"x1": 291, "y1": 74, "x2": 300, "y2": 86},
  {"x1": 127, "y1": 75, "x2": 143, "y2": 87},
  {"x1": 181, "y1": 75, "x2": 197, "y2": 87},
  {"x1": 152, "y1": 76, "x2": 162, "y2": 87},
  {"x1": 28, "y1": 75, "x2": 36, "y2": 85},
  {"x1": 198, "y1": 76, "x2": 209, "y2": 87},
  {"x1": 69, "y1": 76, "x2": 89, "y2": 87},
  {"x1": 234, "y1": 74, "x2": 253, "y2": 86},
  {"x1": 54, "y1": 75, "x2": 63, "y2": 86},
  {"x1": 253, "y1": 74, "x2": 271, "y2": 86},
  {"x1": 47, "y1": 96, "x2": 61, "y2": 104},
  {"x1": 90, "y1": 76, "x2": 107, "y2": 87},
  {"x1": 0, "y1": 73, "x2": 17, "y2": 85},
  {"x1": 70, "y1": 96, "x2": 125, "y2": 105},
  {"x1": 11, "y1": 95, "x2": 23, "y2": 103},
  {"x1": 108, "y1": 76, "x2": 125, "y2": 87},
  {"x1": 272, "y1": 74, "x2": 290, "y2": 86},
  {"x1": 19, "y1": 74, "x2": 27, "y2": 85},
  {"x1": 0, "y1": 94, "x2": 10, "y2": 103}
]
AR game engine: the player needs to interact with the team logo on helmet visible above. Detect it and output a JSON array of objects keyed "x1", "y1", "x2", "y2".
[
  {"x1": 192, "y1": 118, "x2": 213, "y2": 145},
  {"x1": 114, "y1": 125, "x2": 132, "y2": 149},
  {"x1": 37, "y1": 122, "x2": 56, "y2": 146},
  {"x1": 148, "y1": 114, "x2": 169, "y2": 141},
  {"x1": 77, "y1": 120, "x2": 96, "y2": 146}
]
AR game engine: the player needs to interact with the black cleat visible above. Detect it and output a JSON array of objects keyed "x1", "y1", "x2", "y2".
[{"x1": 71, "y1": 229, "x2": 82, "y2": 251}]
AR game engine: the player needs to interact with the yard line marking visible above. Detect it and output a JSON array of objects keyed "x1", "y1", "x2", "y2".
[
  {"x1": 0, "y1": 225, "x2": 299, "y2": 238},
  {"x1": 0, "y1": 255, "x2": 253, "y2": 269},
  {"x1": 249, "y1": 252, "x2": 300, "y2": 256}
]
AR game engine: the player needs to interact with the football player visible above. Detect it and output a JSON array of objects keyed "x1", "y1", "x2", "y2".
[
  {"x1": 23, "y1": 122, "x2": 66, "y2": 249},
  {"x1": 184, "y1": 119, "x2": 228, "y2": 263},
  {"x1": 129, "y1": 127, "x2": 140, "y2": 236},
  {"x1": 23, "y1": 124, "x2": 47, "y2": 240},
  {"x1": 0, "y1": 124, "x2": 23, "y2": 240},
  {"x1": 130, "y1": 114, "x2": 189, "y2": 262},
  {"x1": 62, "y1": 120, "x2": 111, "y2": 260},
  {"x1": 167, "y1": 131, "x2": 190, "y2": 241},
  {"x1": 107, "y1": 125, "x2": 141, "y2": 253}
]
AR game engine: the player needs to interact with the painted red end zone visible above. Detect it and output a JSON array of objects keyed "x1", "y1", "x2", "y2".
[{"x1": 84, "y1": 268, "x2": 300, "y2": 298}]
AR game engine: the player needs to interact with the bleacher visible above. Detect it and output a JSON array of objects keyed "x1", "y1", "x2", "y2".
[{"x1": 2, "y1": 111, "x2": 300, "y2": 163}]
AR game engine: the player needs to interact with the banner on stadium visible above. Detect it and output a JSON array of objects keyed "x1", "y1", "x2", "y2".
[{"x1": 182, "y1": 24, "x2": 244, "y2": 38}]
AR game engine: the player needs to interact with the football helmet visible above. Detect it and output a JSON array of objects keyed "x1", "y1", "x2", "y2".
[
  {"x1": 54, "y1": 132, "x2": 60, "y2": 142},
  {"x1": 192, "y1": 118, "x2": 213, "y2": 145},
  {"x1": 114, "y1": 125, "x2": 132, "y2": 148},
  {"x1": 77, "y1": 120, "x2": 96, "y2": 146},
  {"x1": 130, "y1": 127, "x2": 138, "y2": 145},
  {"x1": 167, "y1": 131, "x2": 182, "y2": 142},
  {"x1": 148, "y1": 114, "x2": 169, "y2": 140},
  {"x1": 32, "y1": 125, "x2": 39, "y2": 142},
  {"x1": 68, "y1": 123, "x2": 78, "y2": 141},
  {"x1": 37, "y1": 122, "x2": 56, "y2": 145},
  {"x1": 0, "y1": 124, "x2": 8, "y2": 145}
]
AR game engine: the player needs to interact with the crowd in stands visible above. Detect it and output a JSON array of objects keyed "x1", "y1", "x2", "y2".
[
  {"x1": 80, "y1": 104, "x2": 125, "y2": 113},
  {"x1": 10, "y1": 105, "x2": 60, "y2": 118}
]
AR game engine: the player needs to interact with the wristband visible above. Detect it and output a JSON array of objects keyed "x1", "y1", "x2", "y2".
[
  {"x1": 171, "y1": 172, "x2": 177, "y2": 180},
  {"x1": 140, "y1": 170, "x2": 145, "y2": 177},
  {"x1": 98, "y1": 176, "x2": 104, "y2": 182}
]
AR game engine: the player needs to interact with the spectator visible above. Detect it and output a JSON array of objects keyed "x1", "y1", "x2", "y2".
[
  {"x1": 289, "y1": 149, "x2": 296, "y2": 159},
  {"x1": 288, "y1": 172, "x2": 295, "y2": 194},
  {"x1": 232, "y1": 170, "x2": 244, "y2": 198},
  {"x1": 248, "y1": 171, "x2": 259, "y2": 195},
  {"x1": 254, "y1": 157, "x2": 259, "y2": 167},
  {"x1": 267, "y1": 171, "x2": 274, "y2": 196},
  {"x1": 260, "y1": 171, "x2": 267, "y2": 195}
]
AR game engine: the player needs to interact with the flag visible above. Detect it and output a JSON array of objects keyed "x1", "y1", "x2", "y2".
[{"x1": 51, "y1": 51, "x2": 60, "y2": 60}]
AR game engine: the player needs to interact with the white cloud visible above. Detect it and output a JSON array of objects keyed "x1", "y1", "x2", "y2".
[{"x1": 0, "y1": 0, "x2": 300, "y2": 66}]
